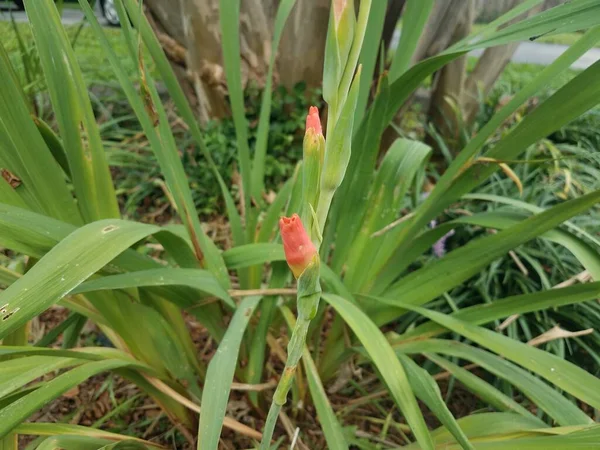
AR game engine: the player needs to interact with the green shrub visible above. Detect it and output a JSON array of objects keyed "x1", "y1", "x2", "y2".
[{"x1": 105, "y1": 82, "x2": 320, "y2": 219}]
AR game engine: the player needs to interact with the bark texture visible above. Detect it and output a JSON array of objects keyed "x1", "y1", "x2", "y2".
[
  {"x1": 418, "y1": 0, "x2": 543, "y2": 153},
  {"x1": 144, "y1": 0, "x2": 329, "y2": 123}
]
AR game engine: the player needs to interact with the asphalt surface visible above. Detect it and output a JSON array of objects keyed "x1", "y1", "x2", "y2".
[
  {"x1": 469, "y1": 41, "x2": 600, "y2": 70},
  {"x1": 390, "y1": 29, "x2": 600, "y2": 70},
  {"x1": 2, "y1": 6, "x2": 599, "y2": 70},
  {"x1": 0, "y1": 4, "x2": 107, "y2": 26}
]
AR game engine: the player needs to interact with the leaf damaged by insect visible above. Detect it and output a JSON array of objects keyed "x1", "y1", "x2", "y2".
[{"x1": 1, "y1": 169, "x2": 22, "y2": 189}]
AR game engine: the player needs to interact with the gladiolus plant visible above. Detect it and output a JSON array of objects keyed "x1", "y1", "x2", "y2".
[{"x1": 1, "y1": 1, "x2": 600, "y2": 449}]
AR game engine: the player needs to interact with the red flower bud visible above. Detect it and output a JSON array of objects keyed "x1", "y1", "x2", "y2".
[
  {"x1": 279, "y1": 214, "x2": 318, "y2": 278},
  {"x1": 305, "y1": 106, "x2": 322, "y2": 136}
]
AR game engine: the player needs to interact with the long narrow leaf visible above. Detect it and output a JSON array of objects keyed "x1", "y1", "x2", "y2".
[
  {"x1": 198, "y1": 296, "x2": 261, "y2": 450},
  {"x1": 323, "y1": 293, "x2": 434, "y2": 450},
  {"x1": 25, "y1": 0, "x2": 118, "y2": 221}
]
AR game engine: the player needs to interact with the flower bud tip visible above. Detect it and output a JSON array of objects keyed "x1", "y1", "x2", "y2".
[{"x1": 305, "y1": 106, "x2": 322, "y2": 136}]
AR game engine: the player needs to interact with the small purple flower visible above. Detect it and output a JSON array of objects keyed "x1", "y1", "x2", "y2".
[
  {"x1": 422, "y1": 191, "x2": 454, "y2": 258},
  {"x1": 432, "y1": 229, "x2": 455, "y2": 258}
]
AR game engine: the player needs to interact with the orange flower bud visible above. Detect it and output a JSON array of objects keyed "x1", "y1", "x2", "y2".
[
  {"x1": 279, "y1": 214, "x2": 318, "y2": 278},
  {"x1": 333, "y1": 0, "x2": 347, "y2": 25},
  {"x1": 305, "y1": 106, "x2": 322, "y2": 136}
]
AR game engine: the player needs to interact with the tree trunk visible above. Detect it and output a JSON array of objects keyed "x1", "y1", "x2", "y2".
[
  {"x1": 421, "y1": 0, "x2": 542, "y2": 156},
  {"x1": 424, "y1": 0, "x2": 475, "y2": 151},
  {"x1": 462, "y1": 0, "x2": 544, "y2": 124},
  {"x1": 144, "y1": 0, "x2": 329, "y2": 124}
]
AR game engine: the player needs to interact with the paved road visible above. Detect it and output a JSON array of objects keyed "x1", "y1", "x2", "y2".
[
  {"x1": 469, "y1": 41, "x2": 600, "y2": 70},
  {"x1": 3, "y1": 7, "x2": 599, "y2": 70},
  {"x1": 390, "y1": 29, "x2": 599, "y2": 70},
  {"x1": 0, "y1": 5, "x2": 107, "y2": 26}
]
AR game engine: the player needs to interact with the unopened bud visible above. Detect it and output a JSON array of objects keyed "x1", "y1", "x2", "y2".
[
  {"x1": 305, "y1": 106, "x2": 322, "y2": 136},
  {"x1": 279, "y1": 214, "x2": 318, "y2": 278}
]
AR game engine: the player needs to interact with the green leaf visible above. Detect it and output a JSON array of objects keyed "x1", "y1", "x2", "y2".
[
  {"x1": 382, "y1": 27, "x2": 600, "y2": 278},
  {"x1": 246, "y1": 263, "x2": 289, "y2": 406},
  {"x1": 354, "y1": 0, "x2": 387, "y2": 125},
  {"x1": 453, "y1": 211, "x2": 600, "y2": 279},
  {"x1": 400, "y1": 302, "x2": 600, "y2": 412},
  {"x1": 251, "y1": 0, "x2": 297, "y2": 198},
  {"x1": 394, "y1": 339, "x2": 591, "y2": 426},
  {"x1": 388, "y1": 0, "x2": 435, "y2": 81},
  {"x1": 0, "y1": 356, "x2": 80, "y2": 398},
  {"x1": 279, "y1": 306, "x2": 348, "y2": 450},
  {"x1": 198, "y1": 296, "x2": 261, "y2": 450},
  {"x1": 398, "y1": 355, "x2": 474, "y2": 450},
  {"x1": 400, "y1": 282, "x2": 600, "y2": 341},
  {"x1": 463, "y1": 193, "x2": 600, "y2": 247},
  {"x1": 402, "y1": 412, "x2": 546, "y2": 449},
  {"x1": 0, "y1": 219, "x2": 161, "y2": 339},
  {"x1": 222, "y1": 244, "x2": 285, "y2": 270},
  {"x1": 343, "y1": 138, "x2": 431, "y2": 291},
  {"x1": 424, "y1": 353, "x2": 539, "y2": 420},
  {"x1": 323, "y1": 293, "x2": 433, "y2": 450},
  {"x1": 78, "y1": 0, "x2": 231, "y2": 288},
  {"x1": 16, "y1": 421, "x2": 162, "y2": 448},
  {"x1": 115, "y1": 0, "x2": 243, "y2": 249},
  {"x1": 0, "y1": 44, "x2": 81, "y2": 226},
  {"x1": 257, "y1": 179, "x2": 294, "y2": 243},
  {"x1": 0, "y1": 359, "x2": 131, "y2": 438},
  {"x1": 374, "y1": 189, "x2": 600, "y2": 323},
  {"x1": 303, "y1": 347, "x2": 349, "y2": 450},
  {"x1": 218, "y1": 0, "x2": 252, "y2": 210},
  {"x1": 454, "y1": 0, "x2": 600, "y2": 50},
  {"x1": 326, "y1": 75, "x2": 390, "y2": 267},
  {"x1": 72, "y1": 268, "x2": 234, "y2": 308},
  {"x1": 25, "y1": 0, "x2": 119, "y2": 222}
]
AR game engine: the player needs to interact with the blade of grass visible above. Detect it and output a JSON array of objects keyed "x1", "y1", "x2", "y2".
[
  {"x1": 374, "y1": 189, "x2": 600, "y2": 322},
  {"x1": 0, "y1": 219, "x2": 163, "y2": 339},
  {"x1": 353, "y1": 0, "x2": 387, "y2": 125},
  {"x1": 453, "y1": 211, "x2": 600, "y2": 278},
  {"x1": 222, "y1": 244, "x2": 285, "y2": 270},
  {"x1": 218, "y1": 0, "x2": 252, "y2": 212},
  {"x1": 72, "y1": 268, "x2": 234, "y2": 308},
  {"x1": 118, "y1": 0, "x2": 244, "y2": 247},
  {"x1": 398, "y1": 354, "x2": 474, "y2": 450},
  {"x1": 0, "y1": 360, "x2": 132, "y2": 438},
  {"x1": 25, "y1": 0, "x2": 119, "y2": 222},
  {"x1": 399, "y1": 281, "x2": 600, "y2": 341},
  {"x1": 323, "y1": 293, "x2": 434, "y2": 450},
  {"x1": 251, "y1": 0, "x2": 297, "y2": 198},
  {"x1": 399, "y1": 305, "x2": 600, "y2": 411},
  {"x1": 246, "y1": 263, "x2": 288, "y2": 406},
  {"x1": 424, "y1": 353, "x2": 539, "y2": 420},
  {"x1": 78, "y1": 0, "x2": 230, "y2": 287},
  {"x1": 198, "y1": 296, "x2": 261, "y2": 450},
  {"x1": 388, "y1": 0, "x2": 435, "y2": 82},
  {"x1": 0, "y1": 44, "x2": 81, "y2": 225},
  {"x1": 393, "y1": 339, "x2": 591, "y2": 426},
  {"x1": 375, "y1": 27, "x2": 600, "y2": 283},
  {"x1": 14, "y1": 423, "x2": 163, "y2": 449}
]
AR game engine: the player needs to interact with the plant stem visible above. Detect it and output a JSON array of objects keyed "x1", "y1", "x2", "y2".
[
  {"x1": 259, "y1": 305, "x2": 315, "y2": 448},
  {"x1": 261, "y1": 403, "x2": 282, "y2": 449}
]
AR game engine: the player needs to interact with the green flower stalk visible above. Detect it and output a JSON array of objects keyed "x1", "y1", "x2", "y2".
[
  {"x1": 260, "y1": 214, "x2": 321, "y2": 449},
  {"x1": 261, "y1": 1, "x2": 370, "y2": 445},
  {"x1": 316, "y1": 66, "x2": 362, "y2": 237}
]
